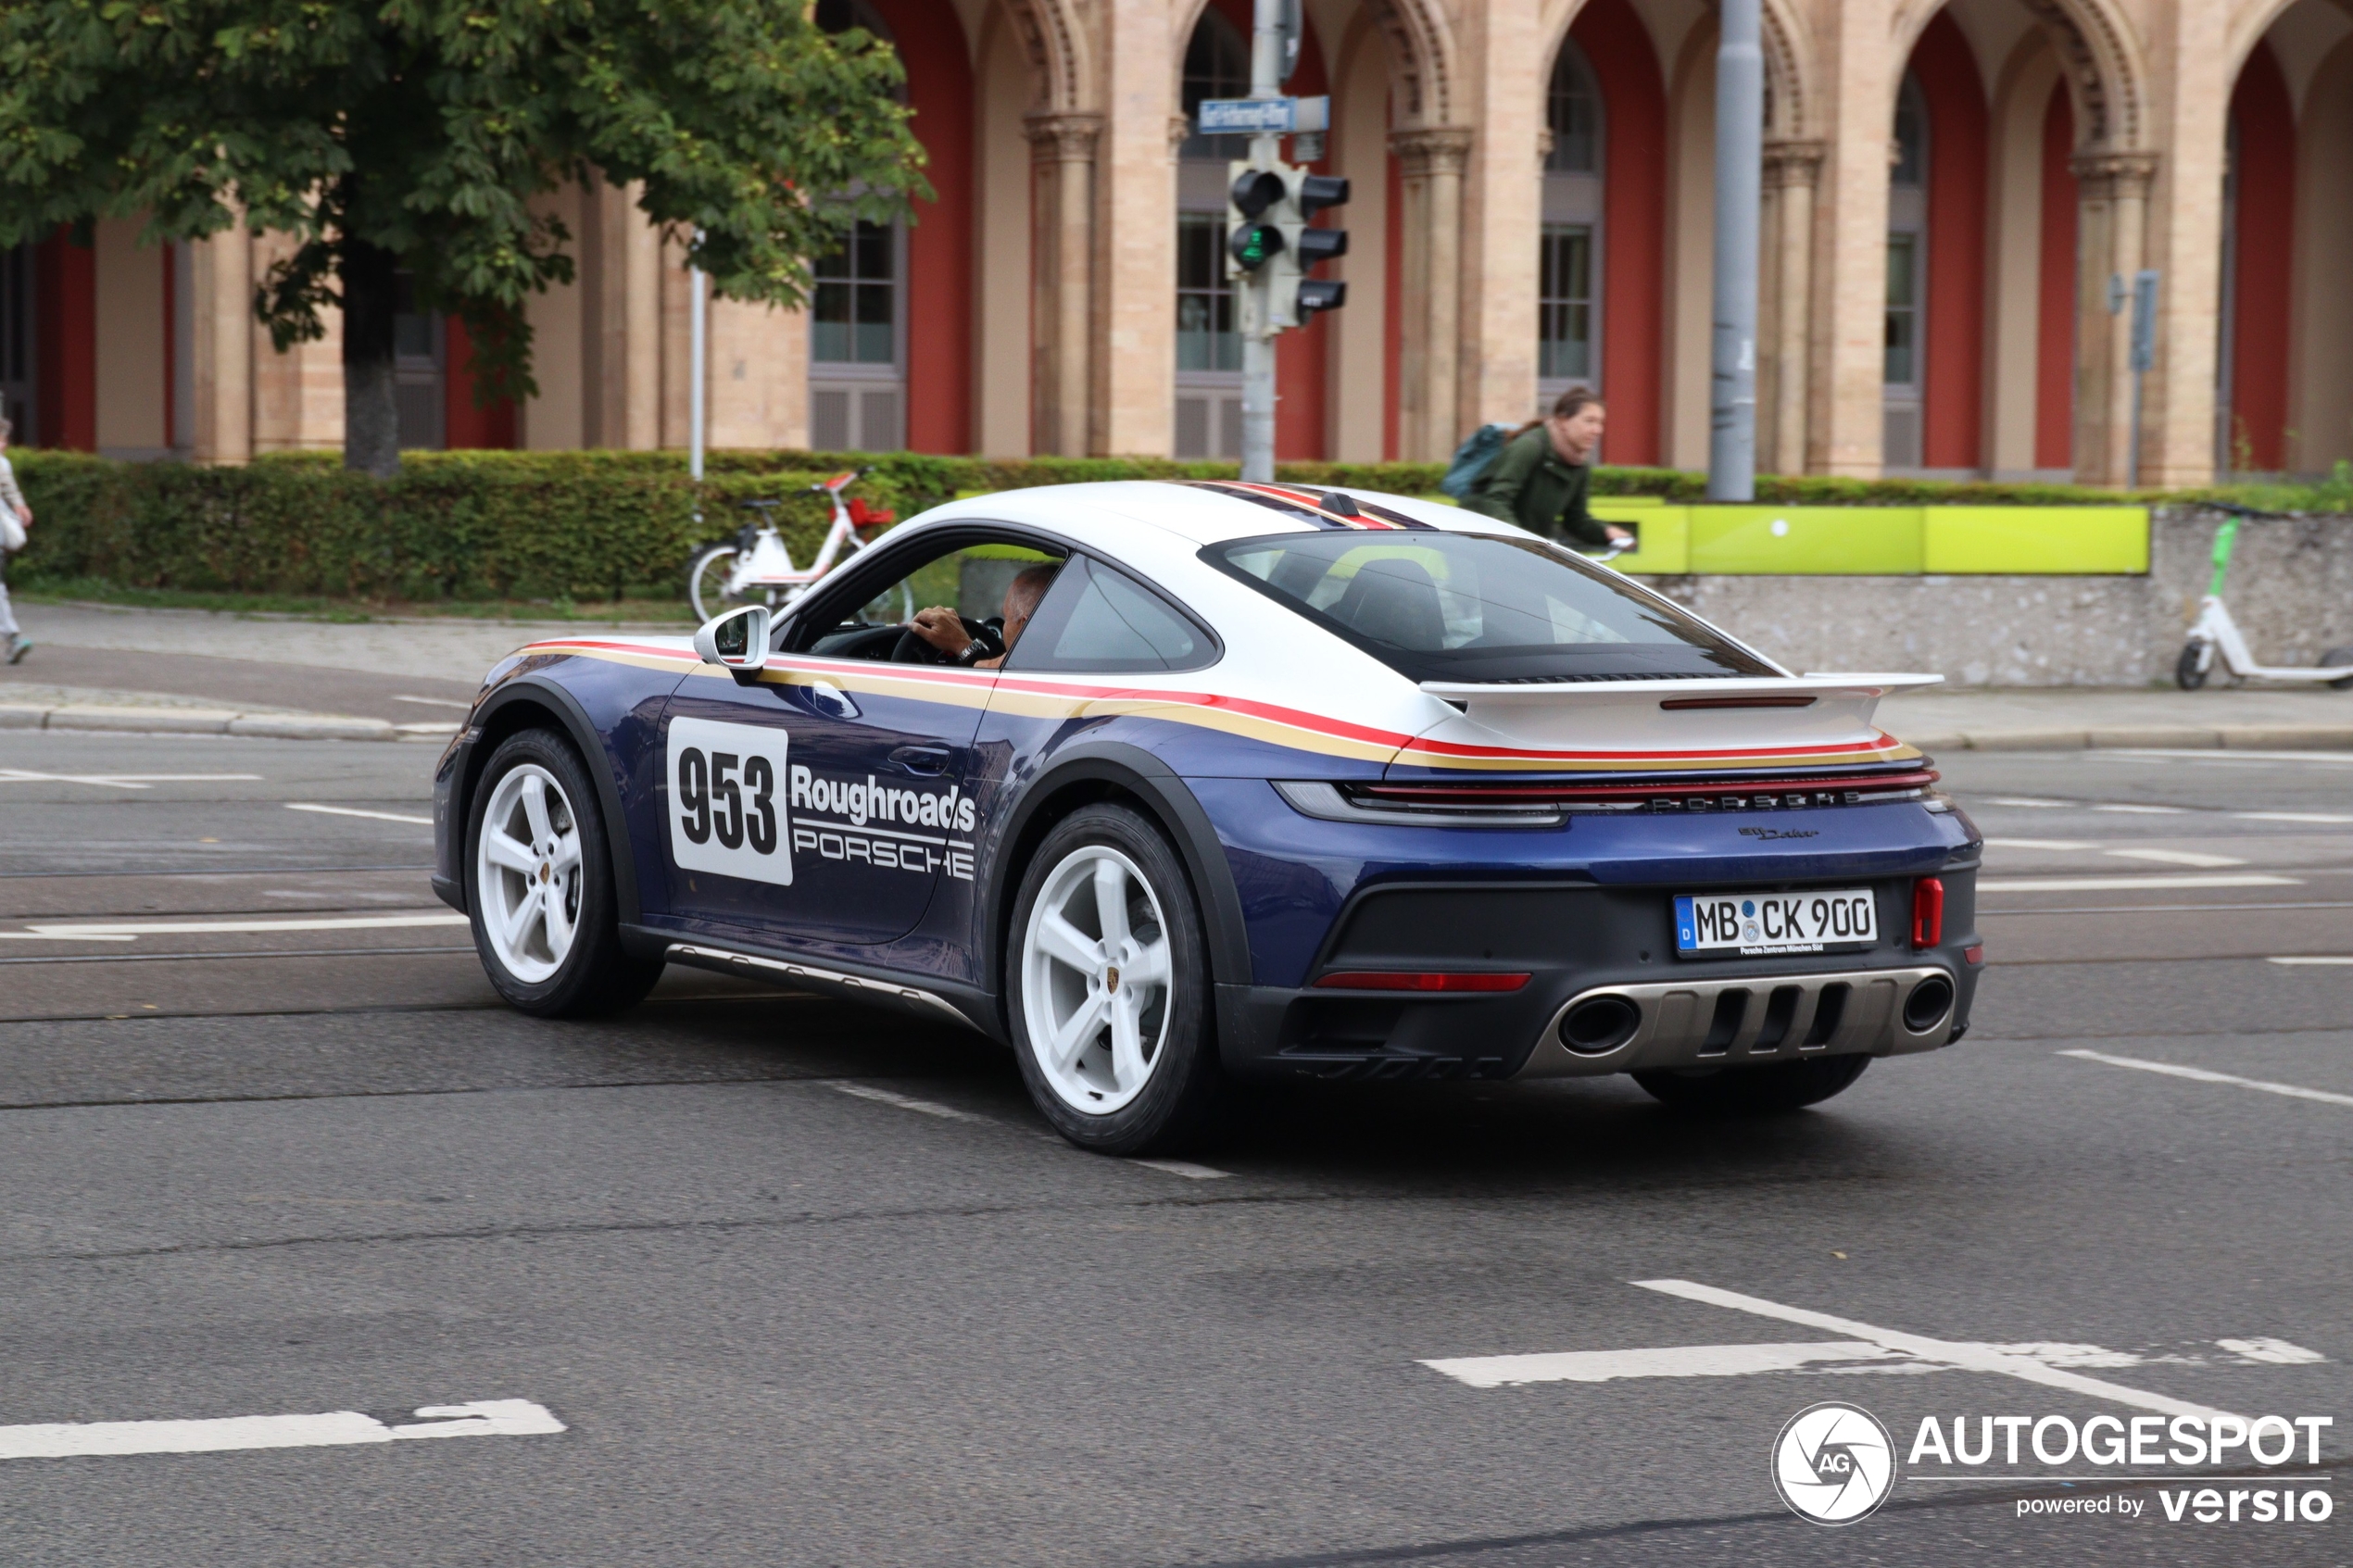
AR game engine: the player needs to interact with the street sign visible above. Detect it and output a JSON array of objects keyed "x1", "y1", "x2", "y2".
[{"x1": 1195, "y1": 96, "x2": 1329, "y2": 135}]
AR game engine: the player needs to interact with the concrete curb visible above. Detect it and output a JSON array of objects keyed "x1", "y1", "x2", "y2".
[
  {"x1": 0, "y1": 703, "x2": 457, "y2": 743},
  {"x1": 1906, "y1": 723, "x2": 2353, "y2": 753}
]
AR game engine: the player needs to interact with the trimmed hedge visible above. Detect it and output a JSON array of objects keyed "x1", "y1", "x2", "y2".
[{"x1": 7, "y1": 445, "x2": 2338, "y2": 603}]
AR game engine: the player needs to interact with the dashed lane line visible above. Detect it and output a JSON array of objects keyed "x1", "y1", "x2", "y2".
[
  {"x1": 2271, "y1": 956, "x2": 2353, "y2": 966},
  {"x1": 2090, "y1": 803, "x2": 2191, "y2": 815},
  {"x1": 6, "y1": 913, "x2": 468, "y2": 939},
  {"x1": 2104, "y1": 847, "x2": 2247, "y2": 868},
  {"x1": 1424, "y1": 1341, "x2": 1900, "y2": 1387},
  {"x1": 0, "y1": 1399, "x2": 562, "y2": 1461},
  {"x1": 2060, "y1": 1047, "x2": 2353, "y2": 1110},
  {"x1": 284, "y1": 802, "x2": 434, "y2": 825},
  {"x1": 823, "y1": 1083, "x2": 1235, "y2": 1178},
  {"x1": 1977, "y1": 874, "x2": 2296, "y2": 893},
  {"x1": 0, "y1": 770, "x2": 263, "y2": 791},
  {"x1": 826, "y1": 1082, "x2": 988, "y2": 1123}
]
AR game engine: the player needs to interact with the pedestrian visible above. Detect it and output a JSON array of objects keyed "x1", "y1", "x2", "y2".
[
  {"x1": 0, "y1": 417, "x2": 30, "y2": 664},
  {"x1": 1459, "y1": 386, "x2": 1635, "y2": 552}
]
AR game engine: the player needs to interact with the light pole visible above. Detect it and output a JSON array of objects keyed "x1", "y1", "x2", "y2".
[
  {"x1": 1238, "y1": 0, "x2": 1287, "y2": 484},
  {"x1": 1707, "y1": 0, "x2": 1763, "y2": 502}
]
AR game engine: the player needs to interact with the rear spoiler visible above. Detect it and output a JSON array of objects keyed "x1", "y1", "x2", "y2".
[{"x1": 1417, "y1": 673, "x2": 1944, "y2": 709}]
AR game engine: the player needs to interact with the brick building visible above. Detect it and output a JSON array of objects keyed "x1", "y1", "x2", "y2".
[{"x1": 4, "y1": 0, "x2": 2346, "y2": 483}]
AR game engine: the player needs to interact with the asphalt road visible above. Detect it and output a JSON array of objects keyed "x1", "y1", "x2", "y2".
[{"x1": 1, "y1": 730, "x2": 2348, "y2": 1566}]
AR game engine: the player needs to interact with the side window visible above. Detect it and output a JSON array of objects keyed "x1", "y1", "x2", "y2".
[
  {"x1": 790, "y1": 534, "x2": 1063, "y2": 661},
  {"x1": 1008, "y1": 557, "x2": 1218, "y2": 673}
]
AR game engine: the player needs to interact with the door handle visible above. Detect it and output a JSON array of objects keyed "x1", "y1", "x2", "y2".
[{"x1": 888, "y1": 746, "x2": 952, "y2": 776}]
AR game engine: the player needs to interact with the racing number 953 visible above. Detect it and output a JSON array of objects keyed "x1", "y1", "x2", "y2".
[{"x1": 676, "y1": 746, "x2": 777, "y2": 855}]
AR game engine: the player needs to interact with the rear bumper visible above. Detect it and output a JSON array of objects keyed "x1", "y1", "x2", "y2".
[{"x1": 1516, "y1": 963, "x2": 1957, "y2": 1078}]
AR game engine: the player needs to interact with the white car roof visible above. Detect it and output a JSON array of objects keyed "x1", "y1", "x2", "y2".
[{"x1": 912, "y1": 479, "x2": 1532, "y2": 552}]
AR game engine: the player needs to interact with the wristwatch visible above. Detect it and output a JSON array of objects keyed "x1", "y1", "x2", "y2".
[{"x1": 953, "y1": 639, "x2": 989, "y2": 667}]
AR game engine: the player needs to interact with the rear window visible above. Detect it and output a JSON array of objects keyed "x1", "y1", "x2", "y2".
[{"x1": 1202, "y1": 532, "x2": 1775, "y2": 683}]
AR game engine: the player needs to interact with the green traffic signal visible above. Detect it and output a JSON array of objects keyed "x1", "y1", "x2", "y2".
[{"x1": 1228, "y1": 220, "x2": 1284, "y2": 271}]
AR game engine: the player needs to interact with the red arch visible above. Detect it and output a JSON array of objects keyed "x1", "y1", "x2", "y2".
[
  {"x1": 32, "y1": 228, "x2": 96, "y2": 450},
  {"x1": 1909, "y1": 12, "x2": 1986, "y2": 470},
  {"x1": 2034, "y1": 82, "x2": 2075, "y2": 470},
  {"x1": 1569, "y1": 0, "x2": 1665, "y2": 467},
  {"x1": 445, "y1": 318, "x2": 517, "y2": 449},
  {"x1": 2226, "y1": 43, "x2": 2294, "y2": 471},
  {"x1": 870, "y1": 0, "x2": 974, "y2": 454}
]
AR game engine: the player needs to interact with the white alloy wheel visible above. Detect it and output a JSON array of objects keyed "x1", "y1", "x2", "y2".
[
  {"x1": 475, "y1": 763, "x2": 585, "y2": 984},
  {"x1": 1020, "y1": 845, "x2": 1176, "y2": 1115}
]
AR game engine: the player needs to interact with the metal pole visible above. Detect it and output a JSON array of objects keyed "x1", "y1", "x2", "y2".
[
  {"x1": 1239, "y1": 0, "x2": 1284, "y2": 483},
  {"x1": 688, "y1": 251, "x2": 708, "y2": 485},
  {"x1": 1706, "y1": 0, "x2": 1763, "y2": 502}
]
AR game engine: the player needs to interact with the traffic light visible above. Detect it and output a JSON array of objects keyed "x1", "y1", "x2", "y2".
[
  {"x1": 1270, "y1": 169, "x2": 1350, "y2": 326},
  {"x1": 1227, "y1": 169, "x2": 1287, "y2": 276}
]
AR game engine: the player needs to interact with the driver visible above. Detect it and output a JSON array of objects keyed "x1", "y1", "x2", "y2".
[{"x1": 907, "y1": 563, "x2": 1060, "y2": 669}]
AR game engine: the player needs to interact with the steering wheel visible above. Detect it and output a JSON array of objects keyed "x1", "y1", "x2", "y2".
[{"x1": 889, "y1": 615, "x2": 1004, "y2": 666}]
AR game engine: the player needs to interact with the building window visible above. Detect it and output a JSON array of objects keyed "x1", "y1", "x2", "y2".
[
  {"x1": 1180, "y1": 9, "x2": 1251, "y2": 162},
  {"x1": 1538, "y1": 42, "x2": 1605, "y2": 413},
  {"x1": 392, "y1": 271, "x2": 446, "y2": 451},
  {"x1": 1883, "y1": 234, "x2": 1919, "y2": 386},
  {"x1": 1546, "y1": 48, "x2": 1600, "y2": 174},
  {"x1": 1882, "y1": 73, "x2": 1927, "y2": 470},
  {"x1": 0, "y1": 244, "x2": 33, "y2": 445},
  {"x1": 812, "y1": 221, "x2": 899, "y2": 367},
  {"x1": 1173, "y1": 7, "x2": 1250, "y2": 459},
  {"x1": 809, "y1": 0, "x2": 905, "y2": 453},
  {"x1": 1539, "y1": 225, "x2": 1595, "y2": 383}
]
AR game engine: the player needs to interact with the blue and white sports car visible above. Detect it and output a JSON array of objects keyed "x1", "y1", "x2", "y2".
[{"x1": 432, "y1": 481, "x2": 1982, "y2": 1153}]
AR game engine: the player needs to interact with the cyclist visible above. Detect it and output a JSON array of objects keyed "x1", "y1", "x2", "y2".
[
  {"x1": 0, "y1": 416, "x2": 31, "y2": 664},
  {"x1": 1461, "y1": 386, "x2": 1634, "y2": 552}
]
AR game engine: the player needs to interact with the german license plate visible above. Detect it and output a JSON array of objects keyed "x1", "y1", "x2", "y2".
[{"x1": 1674, "y1": 888, "x2": 1878, "y2": 958}]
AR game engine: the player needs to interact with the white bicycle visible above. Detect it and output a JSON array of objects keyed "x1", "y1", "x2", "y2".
[
  {"x1": 687, "y1": 469, "x2": 906, "y2": 622},
  {"x1": 2176, "y1": 511, "x2": 2353, "y2": 690}
]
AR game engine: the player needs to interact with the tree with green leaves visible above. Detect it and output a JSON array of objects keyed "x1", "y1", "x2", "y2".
[{"x1": 0, "y1": 0, "x2": 925, "y2": 474}]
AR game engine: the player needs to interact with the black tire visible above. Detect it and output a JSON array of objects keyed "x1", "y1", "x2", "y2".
[
  {"x1": 464, "y1": 728, "x2": 663, "y2": 1018},
  {"x1": 2175, "y1": 641, "x2": 2209, "y2": 691},
  {"x1": 1005, "y1": 804, "x2": 1223, "y2": 1155},
  {"x1": 1633, "y1": 1054, "x2": 1870, "y2": 1113},
  {"x1": 2322, "y1": 646, "x2": 2353, "y2": 692}
]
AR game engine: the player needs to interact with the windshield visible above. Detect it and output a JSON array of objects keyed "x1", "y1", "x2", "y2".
[{"x1": 1202, "y1": 532, "x2": 1776, "y2": 683}]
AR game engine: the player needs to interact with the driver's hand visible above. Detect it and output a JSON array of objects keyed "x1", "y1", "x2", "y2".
[{"x1": 909, "y1": 606, "x2": 969, "y2": 654}]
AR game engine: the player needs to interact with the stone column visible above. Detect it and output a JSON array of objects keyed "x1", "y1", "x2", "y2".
[
  {"x1": 1455, "y1": 0, "x2": 1544, "y2": 436},
  {"x1": 1025, "y1": 112, "x2": 1101, "y2": 457},
  {"x1": 1088, "y1": 0, "x2": 1178, "y2": 458},
  {"x1": 2070, "y1": 151, "x2": 2158, "y2": 488},
  {"x1": 1759, "y1": 140, "x2": 1823, "y2": 475},
  {"x1": 1811, "y1": 4, "x2": 1895, "y2": 477},
  {"x1": 1390, "y1": 126, "x2": 1474, "y2": 461},
  {"x1": 191, "y1": 229, "x2": 252, "y2": 464}
]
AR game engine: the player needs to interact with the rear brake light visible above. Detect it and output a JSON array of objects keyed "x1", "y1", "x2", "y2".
[
  {"x1": 1963, "y1": 944, "x2": 1984, "y2": 966},
  {"x1": 1313, "y1": 971, "x2": 1530, "y2": 993},
  {"x1": 1911, "y1": 878, "x2": 1945, "y2": 949}
]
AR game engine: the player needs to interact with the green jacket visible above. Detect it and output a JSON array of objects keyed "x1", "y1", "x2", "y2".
[{"x1": 1460, "y1": 425, "x2": 1611, "y2": 547}]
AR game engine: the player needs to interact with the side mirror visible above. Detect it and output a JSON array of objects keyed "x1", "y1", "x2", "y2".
[{"x1": 693, "y1": 604, "x2": 771, "y2": 673}]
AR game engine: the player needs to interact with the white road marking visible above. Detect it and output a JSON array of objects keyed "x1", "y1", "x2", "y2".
[
  {"x1": 1128, "y1": 1159, "x2": 1232, "y2": 1181},
  {"x1": 2059, "y1": 1048, "x2": 2353, "y2": 1110},
  {"x1": 2103, "y1": 847, "x2": 2247, "y2": 868},
  {"x1": 2090, "y1": 803, "x2": 2190, "y2": 815},
  {"x1": 285, "y1": 802, "x2": 434, "y2": 825},
  {"x1": 1630, "y1": 1279, "x2": 2240, "y2": 1421},
  {"x1": 17, "y1": 913, "x2": 468, "y2": 938},
  {"x1": 393, "y1": 696, "x2": 473, "y2": 709},
  {"x1": 2217, "y1": 1337, "x2": 2326, "y2": 1364},
  {"x1": 0, "y1": 770, "x2": 262, "y2": 791},
  {"x1": 1423, "y1": 1341, "x2": 1899, "y2": 1387},
  {"x1": 2270, "y1": 956, "x2": 2353, "y2": 966},
  {"x1": 1985, "y1": 797, "x2": 2070, "y2": 808},
  {"x1": 2106, "y1": 748, "x2": 2353, "y2": 765},
  {"x1": 827, "y1": 1082, "x2": 986, "y2": 1123},
  {"x1": 2234, "y1": 810, "x2": 2353, "y2": 824},
  {"x1": 0, "y1": 1399, "x2": 562, "y2": 1461},
  {"x1": 0, "y1": 933, "x2": 137, "y2": 943},
  {"x1": 1977, "y1": 874, "x2": 2296, "y2": 892},
  {"x1": 1982, "y1": 837, "x2": 2100, "y2": 850}
]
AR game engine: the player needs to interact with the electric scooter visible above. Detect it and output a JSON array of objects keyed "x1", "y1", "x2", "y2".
[{"x1": 2175, "y1": 509, "x2": 2353, "y2": 690}]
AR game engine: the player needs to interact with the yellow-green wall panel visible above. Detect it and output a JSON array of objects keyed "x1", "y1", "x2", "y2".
[
  {"x1": 1687, "y1": 507, "x2": 1926, "y2": 574},
  {"x1": 1592, "y1": 503, "x2": 1689, "y2": 573},
  {"x1": 1922, "y1": 507, "x2": 2149, "y2": 573}
]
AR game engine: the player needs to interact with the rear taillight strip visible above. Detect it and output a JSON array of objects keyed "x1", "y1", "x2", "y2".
[{"x1": 1352, "y1": 769, "x2": 1938, "y2": 808}]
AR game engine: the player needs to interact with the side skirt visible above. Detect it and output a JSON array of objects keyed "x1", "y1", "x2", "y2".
[{"x1": 623, "y1": 922, "x2": 1000, "y2": 1041}]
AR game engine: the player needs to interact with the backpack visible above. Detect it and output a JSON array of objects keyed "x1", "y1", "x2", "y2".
[{"x1": 1439, "y1": 423, "x2": 1513, "y2": 499}]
